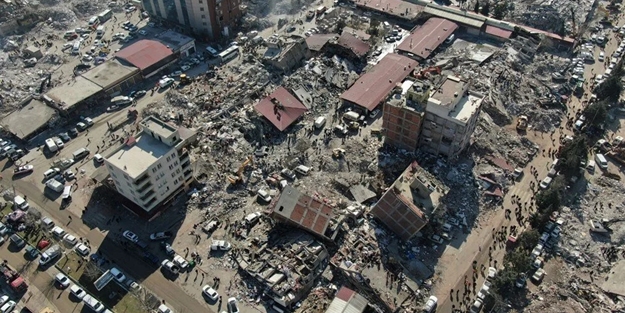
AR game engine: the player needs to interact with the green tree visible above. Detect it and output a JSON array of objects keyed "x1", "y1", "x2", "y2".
[
  {"x1": 517, "y1": 229, "x2": 540, "y2": 251},
  {"x1": 583, "y1": 101, "x2": 608, "y2": 128},
  {"x1": 492, "y1": 267, "x2": 518, "y2": 296},
  {"x1": 535, "y1": 184, "x2": 561, "y2": 212},
  {"x1": 336, "y1": 19, "x2": 347, "y2": 33},
  {"x1": 493, "y1": 1, "x2": 507, "y2": 19},
  {"x1": 556, "y1": 136, "x2": 588, "y2": 177},
  {"x1": 595, "y1": 76, "x2": 623, "y2": 102},
  {"x1": 480, "y1": 1, "x2": 490, "y2": 16},
  {"x1": 474, "y1": 0, "x2": 480, "y2": 13},
  {"x1": 504, "y1": 249, "x2": 532, "y2": 273},
  {"x1": 368, "y1": 19, "x2": 380, "y2": 37}
]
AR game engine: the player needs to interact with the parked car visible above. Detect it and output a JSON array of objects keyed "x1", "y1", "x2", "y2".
[
  {"x1": 227, "y1": 297, "x2": 240, "y2": 313},
  {"x1": 429, "y1": 235, "x2": 444, "y2": 244},
  {"x1": 55, "y1": 273, "x2": 71, "y2": 288},
  {"x1": 58, "y1": 132, "x2": 71, "y2": 142},
  {"x1": 173, "y1": 255, "x2": 189, "y2": 269},
  {"x1": 515, "y1": 273, "x2": 527, "y2": 288},
  {"x1": 63, "y1": 234, "x2": 78, "y2": 245},
  {"x1": 202, "y1": 285, "x2": 219, "y2": 301},
  {"x1": 110, "y1": 267, "x2": 126, "y2": 283},
  {"x1": 150, "y1": 231, "x2": 173, "y2": 241},
  {"x1": 161, "y1": 259, "x2": 180, "y2": 275},
  {"x1": 13, "y1": 165, "x2": 34, "y2": 176},
  {"x1": 70, "y1": 284, "x2": 86, "y2": 300},
  {"x1": 211, "y1": 240, "x2": 232, "y2": 251},
  {"x1": 123, "y1": 230, "x2": 139, "y2": 243},
  {"x1": 75, "y1": 243, "x2": 90, "y2": 256},
  {"x1": 423, "y1": 295, "x2": 437, "y2": 312},
  {"x1": 531, "y1": 268, "x2": 546, "y2": 282}
]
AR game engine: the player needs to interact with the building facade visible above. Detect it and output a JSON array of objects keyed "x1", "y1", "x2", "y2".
[
  {"x1": 141, "y1": 0, "x2": 242, "y2": 39},
  {"x1": 104, "y1": 117, "x2": 196, "y2": 213},
  {"x1": 419, "y1": 75, "x2": 484, "y2": 158},
  {"x1": 382, "y1": 80, "x2": 430, "y2": 151}
]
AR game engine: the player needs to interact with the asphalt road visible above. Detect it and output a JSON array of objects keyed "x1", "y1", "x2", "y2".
[{"x1": 1, "y1": 92, "x2": 214, "y2": 313}]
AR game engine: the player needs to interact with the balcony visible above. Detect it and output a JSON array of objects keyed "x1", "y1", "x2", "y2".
[
  {"x1": 140, "y1": 190, "x2": 155, "y2": 202},
  {"x1": 134, "y1": 174, "x2": 150, "y2": 187},
  {"x1": 144, "y1": 197, "x2": 157, "y2": 210},
  {"x1": 183, "y1": 169, "x2": 193, "y2": 179},
  {"x1": 136, "y1": 183, "x2": 154, "y2": 195}
]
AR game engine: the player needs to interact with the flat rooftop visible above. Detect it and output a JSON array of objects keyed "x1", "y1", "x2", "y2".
[
  {"x1": 81, "y1": 59, "x2": 138, "y2": 89},
  {"x1": 353, "y1": 0, "x2": 423, "y2": 20},
  {"x1": 1, "y1": 98, "x2": 55, "y2": 140},
  {"x1": 430, "y1": 75, "x2": 467, "y2": 107},
  {"x1": 155, "y1": 29, "x2": 195, "y2": 51},
  {"x1": 142, "y1": 116, "x2": 177, "y2": 140},
  {"x1": 107, "y1": 133, "x2": 171, "y2": 178},
  {"x1": 450, "y1": 92, "x2": 483, "y2": 123},
  {"x1": 46, "y1": 77, "x2": 102, "y2": 110}
]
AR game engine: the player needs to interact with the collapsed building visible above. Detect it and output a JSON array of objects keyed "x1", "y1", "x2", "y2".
[
  {"x1": 370, "y1": 161, "x2": 449, "y2": 241},
  {"x1": 263, "y1": 35, "x2": 311, "y2": 72},
  {"x1": 235, "y1": 232, "x2": 329, "y2": 309}
]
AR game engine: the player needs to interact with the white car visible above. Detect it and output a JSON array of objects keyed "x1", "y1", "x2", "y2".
[
  {"x1": 53, "y1": 137, "x2": 64, "y2": 149},
  {"x1": 82, "y1": 54, "x2": 93, "y2": 62},
  {"x1": 539, "y1": 177, "x2": 552, "y2": 189},
  {"x1": 83, "y1": 295, "x2": 105, "y2": 313},
  {"x1": 63, "y1": 234, "x2": 78, "y2": 245},
  {"x1": 75, "y1": 243, "x2": 90, "y2": 256},
  {"x1": 55, "y1": 273, "x2": 71, "y2": 289},
  {"x1": 70, "y1": 284, "x2": 86, "y2": 300},
  {"x1": 110, "y1": 267, "x2": 126, "y2": 283},
  {"x1": 51, "y1": 226, "x2": 66, "y2": 238},
  {"x1": 122, "y1": 230, "x2": 139, "y2": 243},
  {"x1": 0, "y1": 301, "x2": 16, "y2": 313},
  {"x1": 488, "y1": 267, "x2": 497, "y2": 279},
  {"x1": 202, "y1": 285, "x2": 219, "y2": 301},
  {"x1": 181, "y1": 65, "x2": 191, "y2": 71},
  {"x1": 94, "y1": 154, "x2": 104, "y2": 163},
  {"x1": 173, "y1": 255, "x2": 189, "y2": 269},
  {"x1": 227, "y1": 297, "x2": 240, "y2": 313},
  {"x1": 598, "y1": 51, "x2": 605, "y2": 61},
  {"x1": 0, "y1": 295, "x2": 8, "y2": 307},
  {"x1": 423, "y1": 295, "x2": 437, "y2": 312},
  {"x1": 158, "y1": 304, "x2": 173, "y2": 313},
  {"x1": 211, "y1": 240, "x2": 232, "y2": 251}
]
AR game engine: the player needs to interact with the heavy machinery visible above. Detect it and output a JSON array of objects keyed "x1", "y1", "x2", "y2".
[
  {"x1": 414, "y1": 66, "x2": 441, "y2": 79},
  {"x1": 516, "y1": 115, "x2": 528, "y2": 131},
  {"x1": 347, "y1": 121, "x2": 360, "y2": 130},
  {"x1": 227, "y1": 156, "x2": 254, "y2": 185},
  {"x1": 332, "y1": 148, "x2": 346, "y2": 159},
  {"x1": 179, "y1": 74, "x2": 190, "y2": 85}
]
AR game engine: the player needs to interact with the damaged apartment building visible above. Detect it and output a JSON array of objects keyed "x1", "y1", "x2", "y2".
[
  {"x1": 235, "y1": 232, "x2": 329, "y2": 310},
  {"x1": 371, "y1": 162, "x2": 449, "y2": 241},
  {"x1": 383, "y1": 74, "x2": 484, "y2": 159},
  {"x1": 263, "y1": 35, "x2": 310, "y2": 72}
]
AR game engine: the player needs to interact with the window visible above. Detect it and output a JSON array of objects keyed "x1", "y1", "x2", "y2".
[
  {"x1": 152, "y1": 168, "x2": 157, "y2": 173},
  {"x1": 200, "y1": 7, "x2": 204, "y2": 10},
  {"x1": 174, "y1": 179, "x2": 178, "y2": 185},
  {"x1": 201, "y1": 14, "x2": 206, "y2": 18},
  {"x1": 169, "y1": 164, "x2": 174, "y2": 170},
  {"x1": 130, "y1": 190, "x2": 135, "y2": 195},
  {"x1": 171, "y1": 172, "x2": 176, "y2": 178},
  {"x1": 124, "y1": 174, "x2": 130, "y2": 180},
  {"x1": 126, "y1": 182, "x2": 132, "y2": 187},
  {"x1": 199, "y1": 0, "x2": 202, "y2": 3},
  {"x1": 203, "y1": 22, "x2": 207, "y2": 25},
  {"x1": 176, "y1": 169, "x2": 181, "y2": 174},
  {"x1": 157, "y1": 164, "x2": 162, "y2": 169},
  {"x1": 174, "y1": 161, "x2": 179, "y2": 166},
  {"x1": 166, "y1": 156, "x2": 170, "y2": 162},
  {"x1": 111, "y1": 172, "x2": 117, "y2": 178}
]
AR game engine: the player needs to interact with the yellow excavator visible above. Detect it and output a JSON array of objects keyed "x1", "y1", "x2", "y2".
[{"x1": 227, "y1": 156, "x2": 254, "y2": 185}]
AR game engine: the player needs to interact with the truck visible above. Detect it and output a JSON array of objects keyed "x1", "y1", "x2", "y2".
[
  {"x1": 39, "y1": 244, "x2": 61, "y2": 266},
  {"x1": 343, "y1": 111, "x2": 360, "y2": 121},
  {"x1": 94, "y1": 269, "x2": 115, "y2": 291},
  {"x1": 1, "y1": 263, "x2": 28, "y2": 293},
  {"x1": 45, "y1": 138, "x2": 58, "y2": 152},
  {"x1": 45, "y1": 179, "x2": 64, "y2": 193}
]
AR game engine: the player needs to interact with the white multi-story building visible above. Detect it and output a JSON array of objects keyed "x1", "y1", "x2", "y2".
[
  {"x1": 104, "y1": 116, "x2": 196, "y2": 213},
  {"x1": 419, "y1": 75, "x2": 484, "y2": 158}
]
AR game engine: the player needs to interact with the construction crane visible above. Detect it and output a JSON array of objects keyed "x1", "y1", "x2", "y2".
[{"x1": 227, "y1": 156, "x2": 254, "y2": 185}]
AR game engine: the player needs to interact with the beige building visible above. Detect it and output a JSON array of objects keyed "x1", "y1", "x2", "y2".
[
  {"x1": 419, "y1": 75, "x2": 484, "y2": 158},
  {"x1": 104, "y1": 116, "x2": 196, "y2": 213},
  {"x1": 141, "y1": 0, "x2": 242, "y2": 39},
  {"x1": 263, "y1": 36, "x2": 310, "y2": 72}
]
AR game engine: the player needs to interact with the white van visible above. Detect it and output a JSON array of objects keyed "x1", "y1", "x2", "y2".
[
  {"x1": 62, "y1": 186, "x2": 72, "y2": 200},
  {"x1": 96, "y1": 25, "x2": 106, "y2": 38},
  {"x1": 294, "y1": 165, "x2": 311, "y2": 176},
  {"x1": 595, "y1": 153, "x2": 608, "y2": 169},
  {"x1": 43, "y1": 168, "x2": 59, "y2": 180},
  {"x1": 71, "y1": 41, "x2": 81, "y2": 55},
  {"x1": 72, "y1": 148, "x2": 90, "y2": 160},
  {"x1": 14, "y1": 196, "x2": 29, "y2": 210},
  {"x1": 343, "y1": 111, "x2": 360, "y2": 121},
  {"x1": 586, "y1": 160, "x2": 596, "y2": 172},
  {"x1": 314, "y1": 116, "x2": 326, "y2": 129}
]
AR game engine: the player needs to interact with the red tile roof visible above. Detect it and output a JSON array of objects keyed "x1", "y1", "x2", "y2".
[
  {"x1": 254, "y1": 87, "x2": 308, "y2": 131},
  {"x1": 397, "y1": 18, "x2": 458, "y2": 59},
  {"x1": 484, "y1": 25, "x2": 513, "y2": 39},
  {"x1": 271, "y1": 186, "x2": 334, "y2": 237},
  {"x1": 340, "y1": 53, "x2": 417, "y2": 111},
  {"x1": 116, "y1": 40, "x2": 173, "y2": 70},
  {"x1": 337, "y1": 33, "x2": 371, "y2": 57}
]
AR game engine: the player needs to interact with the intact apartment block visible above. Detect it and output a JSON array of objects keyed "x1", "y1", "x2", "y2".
[
  {"x1": 141, "y1": 0, "x2": 242, "y2": 39},
  {"x1": 419, "y1": 75, "x2": 484, "y2": 158},
  {"x1": 103, "y1": 116, "x2": 196, "y2": 213},
  {"x1": 370, "y1": 162, "x2": 448, "y2": 241}
]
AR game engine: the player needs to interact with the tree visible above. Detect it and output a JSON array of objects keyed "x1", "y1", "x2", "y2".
[
  {"x1": 480, "y1": 1, "x2": 490, "y2": 16},
  {"x1": 583, "y1": 101, "x2": 608, "y2": 128},
  {"x1": 336, "y1": 19, "x2": 347, "y2": 33},
  {"x1": 493, "y1": 1, "x2": 507, "y2": 19},
  {"x1": 492, "y1": 267, "x2": 518, "y2": 296},
  {"x1": 517, "y1": 229, "x2": 540, "y2": 251},
  {"x1": 368, "y1": 19, "x2": 381, "y2": 37},
  {"x1": 556, "y1": 136, "x2": 588, "y2": 177},
  {"x1": 504, "y1": 249, "x2": 532, "y2": 273},
  {"x1": 474, "y1": 0, "x2": 480, "y2": 13},
  {"x1": 595, "y1": 76, "x2": 623, "y2": 102},
  {"x1": 535, "y1": 184, "x2": 561, "y2": 212}
]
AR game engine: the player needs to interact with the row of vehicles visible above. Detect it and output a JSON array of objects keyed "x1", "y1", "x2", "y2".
[{"x1": 0, "y1": 139, "x2": 25, "y2": 162}]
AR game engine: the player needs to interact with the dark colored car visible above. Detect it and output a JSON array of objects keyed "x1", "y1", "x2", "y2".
[
  {"x1": 142, "y1": 251, "x2": 160, "y2": 265},
  {"x1": 58, "y1": 132, "x2": 71, "y2": 142},
  {"x1": 69, "y1": 128, "x2": 79, "y2": 137},
  {"x1": 134, "y1": 90, "x2": 146, "y2": 98},
  {"x1": 10, "y1": 234, "x2": 25, "y2": 249}
]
